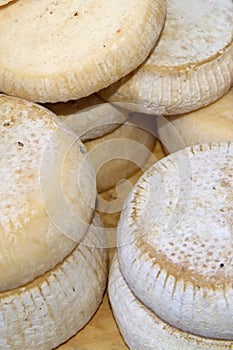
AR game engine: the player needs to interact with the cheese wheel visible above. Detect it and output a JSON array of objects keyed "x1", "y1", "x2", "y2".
[
  {"x1": 85, "y1": 120, "x2": 156, "y2": 193},
  {"x1": 0, "y1": 213, "x2": 108, "y2": 350},
  {"x1": 0, "y1": 94, "x2": 96, "y2": 291},
  {"x1": 0, "y1": 0, "x2": 166, "y2": 102},
  {"x1": 158, "y1": 88, "x2": 233, "y2": 154},
  {"x1": 45, "y1": 94, "x2": 129, "y2": 141},
  {"x1": 118, "y1": 142, "x2": 233, "y2": 339},
  {"x1": 100, "y1": 0, "x2": 233, "y2": 115},
  {"x1": 109, "y1": 253, "x2": 233, "y2": 350}
]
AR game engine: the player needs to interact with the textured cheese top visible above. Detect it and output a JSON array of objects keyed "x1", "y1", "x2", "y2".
[
  {"x1": 0, "y1": 0, "x2": 166, "y2": 102},
  {"x1": 45, "y1": 94, "x2": 129, "y2": 141},
  {"x1": 0, "y1": 94, "x2": 96, "y2": 291},
  {"x1": 118, "y1": 142, "x2": 233, "y2": 339},
  {"x1": 148, "y1": 0, "x2": 233, "y2": 67}
]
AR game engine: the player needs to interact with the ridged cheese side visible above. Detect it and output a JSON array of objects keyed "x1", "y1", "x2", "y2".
[
  {"x1": 0, "y1": 214, "x2": 108, "y2": 350},
  {"x1": 118, "y1": 142, "x2": 233, "y2": 339},
  {"x1": 109, "y1": 253, "x2": 233, "y2": 350}
]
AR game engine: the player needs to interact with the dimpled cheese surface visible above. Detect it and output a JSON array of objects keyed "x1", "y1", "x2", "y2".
[
  {"x1": 118, "y1": 142, "x2": 233, "y2": 339},
  {"x1": 0, "y1": 94, "x2": 96, "y2": 291},
  {"x1": 147, "y1": 0, "x2": 232, "y2": 66}
]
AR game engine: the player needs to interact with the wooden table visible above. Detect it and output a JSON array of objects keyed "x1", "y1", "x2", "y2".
[{"x1": 58, "y1": 142, "x2": 165, "y2": 350}]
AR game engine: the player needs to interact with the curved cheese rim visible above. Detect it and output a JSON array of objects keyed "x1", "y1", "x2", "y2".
[
  {"x1": 158, "y1": 88, "x2": 233, "y2": 154},
  {"x1": 117, "y1": 141, "x2": 233, "y2": 339},
  {"x1": 0, "y1": 0, "x2": 166, "y2": 103},
  {"x1": 0, "y1": 94, "x2": 96, "y2": 291},
  {"x1": 0, "y1": 0, "x2": 14, "y2": 5},
  {"x1": 100, "y1": 0, "x2": 233, "y2": 115},
  {"x1": 0, "y1": 214, "x2": 108, "y2": 350},
  {"x1": 109, "y1": 253, "x2": 233, "y2": 350},
  {"x1": 44, "y1": 94, "x2": 129, "y2": 141},
  {"x1": 85, "y1": 121, "x2": 156, "y2": 193}
]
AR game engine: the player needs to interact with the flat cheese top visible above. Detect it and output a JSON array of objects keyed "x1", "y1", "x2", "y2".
[
  {"x1": 148, "y1": 0, "x2": 233, "y2": 67},
  {"x1": 0, "y1": 0, "x2": 166, "y2": 102},
  {"x1": 120, "y1": 142, "x2": 233, "y2": 284}
]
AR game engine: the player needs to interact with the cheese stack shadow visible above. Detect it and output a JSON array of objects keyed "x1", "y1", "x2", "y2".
[
  {"x1": 0, "y1": 94, "x2": 108, "y2": 350},
  {"x1": 108, "y1": 142, "x2": 233, "y2": 349}
]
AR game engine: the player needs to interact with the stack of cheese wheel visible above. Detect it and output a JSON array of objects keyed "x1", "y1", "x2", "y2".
[
  {"x1": 0, "y1": 94, "x2": 109, "y2": 349},
  {"x1": 45, "y1": 95, "x2": 156, "y2": 194},
  {"x1": 109, "y1": 142, "x2": 233, "y2": 349},
  {"x1": 0, "y1": 1, "x2": 167, "y2": 348},
  {"x1": 0, "y1": 0, "x2": 232, "y2": 348}
]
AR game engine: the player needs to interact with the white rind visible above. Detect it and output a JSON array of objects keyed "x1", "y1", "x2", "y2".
[
  {"x1": 117, "y1": 142, "x2": 233, "y2": 339},
  {"x1": 45, "y1": 95, "x2": 129, "y2": 141},
  {"x1": 0, "y1": 0, "x2": 166, "y2": 102},
  {"x1": 100, "y1": 0, "x2": 233, "y2": 115},
  {"x1": 109, "y1": 253, "x2": 233, "y2": 350},
  {"x1": 0, "y1": 94, "x2": 96, "y2": 291},
  {"x1": 158, "y1": 88, "x2": 233, "y2": 154},
  {"x1": 0, "y1": 214, "x2": 108, "y2": 350}
]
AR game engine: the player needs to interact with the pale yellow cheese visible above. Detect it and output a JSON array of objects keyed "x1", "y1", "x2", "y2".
[
  {"x1": 0, "y1": 94, "x2": 96, "y2": 291},
  {"x1": 0, "y1": 0, "x2": 166, "y2": 102},
  {"x1": 100, "y1": 0, "x2": 233, "y2": 115}
]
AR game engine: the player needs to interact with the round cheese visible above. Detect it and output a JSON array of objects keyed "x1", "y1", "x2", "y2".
[
  {"x1": 100, "y1": 0, "x2": 233, "y2": 115},
  {"x1": 0, "y1": 94, "x2": 96, "y2": 291},
  {"x1": 0, "y1": 0, "x2": 166, "y2": 102},
  {"x1": 0, "y1": 213, "x2": 108, "y2": 350},
  {"x1": 109, "y1": 253, "x2": 233, "y2": 350},
  {"x1": 118, "y1": 142, "x2": 233, "y2": 339}
]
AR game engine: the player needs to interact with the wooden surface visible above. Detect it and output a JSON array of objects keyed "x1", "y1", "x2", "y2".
[
  {"x1": 58, "y1": 280, "x2": 128, "y2": 350},
  {"x1": 58, "y1": 142, "x2": 165, "y2": 350}
]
